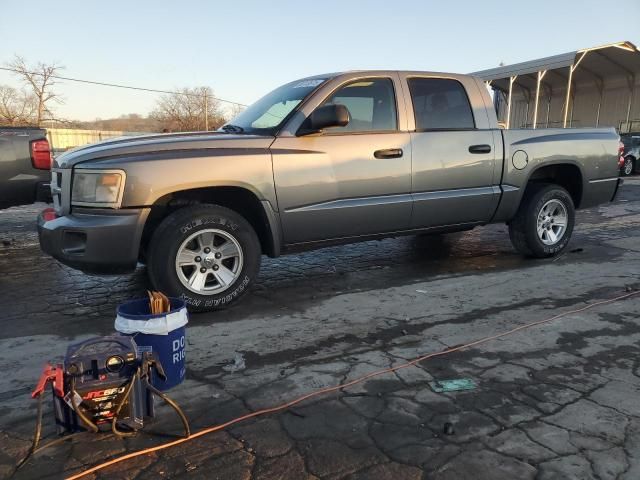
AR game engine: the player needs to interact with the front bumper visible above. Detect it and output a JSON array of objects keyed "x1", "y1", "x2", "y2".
[{"x1": 38, "y1": 207, "x2": 150, "y2": 274}]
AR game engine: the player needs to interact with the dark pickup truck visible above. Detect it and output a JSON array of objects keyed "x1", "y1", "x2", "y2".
[{"x1": 0, "y1": 127, "x2": 52, "y2": 209}]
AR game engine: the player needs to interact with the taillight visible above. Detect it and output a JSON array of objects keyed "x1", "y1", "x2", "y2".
[
  {"x1": 30, "y1": 139, "x2": 52, "y2": 170},
  {"x1": 42, "y1": 207, "x2": 57, "y2": 222}
]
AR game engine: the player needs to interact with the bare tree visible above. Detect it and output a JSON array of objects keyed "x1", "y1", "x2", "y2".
[
  {"x1": 226, "y1": 103, "x2": 245, "y2": 122},
  {"x1": 7, "y1": 56, "x2": 63, "y2": 126},
  {"x1": 79, "y1": 113, "x2": 159, "y2": 133},
  {"x1": 151, "y1": 86, "x2": 225, "y2": 132},
  {"x1": 0, "y1": 85, "x2": 37, "y2": 126}
]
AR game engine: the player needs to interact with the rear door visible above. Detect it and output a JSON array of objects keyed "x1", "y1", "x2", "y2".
[
  {"x1": 271, "y1": 75, "x2": 412, "y2": 244},
  {"x1": 402, "y1": 75, "x2": 500, "y2": 228}
]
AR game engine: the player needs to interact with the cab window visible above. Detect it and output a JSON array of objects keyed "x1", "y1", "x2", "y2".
[
  {"x1": 320, "y1": 78, "x2": 397, "y2": 133},
  {"x1": 408, "y1": 78, "x2": 475, "y2": 130}
]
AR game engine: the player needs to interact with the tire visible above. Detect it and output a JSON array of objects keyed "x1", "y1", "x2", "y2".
[
  {"x1": 147, "y1": 204, "x2": 261, "y2": 312},
  {"x1": 508, "y1": 184, "x2": 575, "y2": 258},
  {"x1": 622, "y1": 156, "x2": 635, "y2": 176}
]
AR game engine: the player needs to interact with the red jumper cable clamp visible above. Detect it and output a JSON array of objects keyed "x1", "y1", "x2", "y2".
[{"x1": 32, "y1": 363, "x2": 64, "y2": 399}]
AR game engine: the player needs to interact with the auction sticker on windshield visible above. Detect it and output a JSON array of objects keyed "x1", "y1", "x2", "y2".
[{"x1": 292, "y1": 79, "x2": 325, "y2": 88}]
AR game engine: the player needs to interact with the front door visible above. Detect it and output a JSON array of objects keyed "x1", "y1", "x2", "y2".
[
  {"x1": 406, "y1": 77, "x2": 499, "y2": 228},
  {"x1": 271, "y1": 77, "x2": 412, "y2": 244}
]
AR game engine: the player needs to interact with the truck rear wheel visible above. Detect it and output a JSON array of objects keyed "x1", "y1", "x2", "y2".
[
  {"x1": 147, "y1": 205, "x2": 261, "y2": 312},
  {"x1": 508, "y1": 184, "x2": 575, "y2": 258}
]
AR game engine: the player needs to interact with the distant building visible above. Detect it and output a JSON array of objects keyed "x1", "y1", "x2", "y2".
[{"x1": 473, "y1": 41, "x2": 640, "y2": 133}]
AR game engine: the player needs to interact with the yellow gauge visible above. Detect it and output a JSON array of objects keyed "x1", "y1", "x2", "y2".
[{"x1": 105, "y1": 355, "x2": 125, "y2": 372}]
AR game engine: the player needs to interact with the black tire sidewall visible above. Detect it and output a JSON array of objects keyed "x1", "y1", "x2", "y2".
[
  {"x1": 148, "y1": 205, "x2": 261, "y2": 311},
  {"x1": 523, "y1": 186, "x2": 575, "y2": 258}
]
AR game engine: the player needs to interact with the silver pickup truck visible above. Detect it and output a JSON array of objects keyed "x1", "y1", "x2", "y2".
[{"x1": 38, "y1": 71, "x2": 622, "y2": 311}]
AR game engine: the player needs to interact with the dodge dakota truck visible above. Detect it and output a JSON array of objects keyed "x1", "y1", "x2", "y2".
[
  {"x1": 1, "y1": 127, "x2": 52, "y2": 209},
  {"x1": 38, "y1": 71, "x2": 622, "y2": 311}
]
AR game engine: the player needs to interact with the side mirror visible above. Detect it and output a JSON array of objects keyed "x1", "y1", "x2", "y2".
[{"x1": 298, "y1": 104, "x2": 350, "y2": 135}]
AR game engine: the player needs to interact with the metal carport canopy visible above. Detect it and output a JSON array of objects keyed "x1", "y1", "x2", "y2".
[{"x1": 471, "y1": 41, "x2": 640, "y2": 129}]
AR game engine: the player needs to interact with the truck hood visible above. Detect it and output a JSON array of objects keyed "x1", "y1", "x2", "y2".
[{"x1": 54, "y1": 131, "x2": 275, "y2": 168}]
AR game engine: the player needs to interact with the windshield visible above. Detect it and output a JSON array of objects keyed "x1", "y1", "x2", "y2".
[{"x1": 219, "y1": 78, "x2": 327, "y2": 135}]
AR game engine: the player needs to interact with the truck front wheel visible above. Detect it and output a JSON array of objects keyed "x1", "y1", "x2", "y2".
[
  {"x1": 147, "y1": 205, "x2": 261, "y2": 312},
  {"x1": 508, "y1": 184, "x2": 575, "y2": 258}
]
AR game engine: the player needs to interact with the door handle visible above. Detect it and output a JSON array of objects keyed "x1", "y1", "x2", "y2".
[
  {"x1": 468, "y1": 144, "x2": 491, "y2": 154},
  {"x1": 374, "y1": 148, "x2": 403, "y2": 159}
]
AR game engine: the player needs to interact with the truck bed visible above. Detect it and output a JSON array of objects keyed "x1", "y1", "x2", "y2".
[{"x1": 492, "y1": 127, "x2": 621, "y2": 222}]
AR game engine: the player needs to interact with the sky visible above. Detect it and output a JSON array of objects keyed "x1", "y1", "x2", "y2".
[{"x1": 1, "y1": 0, "x2": 638, "y2": 121}]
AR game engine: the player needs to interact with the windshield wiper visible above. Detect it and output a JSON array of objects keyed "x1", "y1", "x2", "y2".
[{"x1": 220, "y1": 124, "x2": 245, "y2": 133}]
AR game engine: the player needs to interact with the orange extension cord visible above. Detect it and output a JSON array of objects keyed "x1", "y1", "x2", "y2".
[{"x1": 64, "y1": 289, "x2": 640, "y2": 480}]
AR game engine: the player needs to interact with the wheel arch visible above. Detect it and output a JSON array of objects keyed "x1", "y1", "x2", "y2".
[
  {"x1": 494, "y1": 160, "x2": 585, "y2": 223},
  {"x1": 140, "y1": 186, "x2": 282, "y2": 261},
  {"x1": 524, "y1": 162, "x2": 584, "y2": 208}
]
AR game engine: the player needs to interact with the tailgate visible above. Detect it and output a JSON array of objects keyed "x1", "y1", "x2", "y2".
[{"x1": 0, "y1": 129, "x2": 50, "y2": 208}]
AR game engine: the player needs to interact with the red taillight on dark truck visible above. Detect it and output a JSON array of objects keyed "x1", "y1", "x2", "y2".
[
  {"x1": 30, "y1": 138, "x2": 52, "y2": 170},
  {"x1": 41, "y1": 207, "x2": 57, "y2": 222}
]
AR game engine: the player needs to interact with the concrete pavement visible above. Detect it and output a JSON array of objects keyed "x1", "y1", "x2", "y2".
[{"x1": 1, "y1": 179, "x2": 639, "y2": 479}]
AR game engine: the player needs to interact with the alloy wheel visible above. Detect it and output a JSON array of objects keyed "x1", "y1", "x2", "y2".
[
  {"x1": 175, "y1": 229, "x2": 244, "y2": 294},
  {"x1": 624, "y1": 157, "x2": 634, "y2": 176},
  {"x1": 536, "y1": 199, "x2": 568, "y2": 246}
]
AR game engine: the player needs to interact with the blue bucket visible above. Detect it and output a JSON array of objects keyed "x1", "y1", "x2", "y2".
[{"x1": 115, "y1": 297, "x2": 188, "y2": 391}]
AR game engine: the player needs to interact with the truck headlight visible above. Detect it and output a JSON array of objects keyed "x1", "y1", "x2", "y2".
[{"x1": 71, "y1": 170, "x2": 126, "y2": 208}]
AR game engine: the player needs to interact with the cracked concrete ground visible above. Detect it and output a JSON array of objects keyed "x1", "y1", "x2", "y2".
[{"x1": 1, "y1": 178, "x2": 640, "y2": 479}]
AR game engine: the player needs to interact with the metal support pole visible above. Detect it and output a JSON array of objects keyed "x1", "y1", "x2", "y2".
[
  {"x1": 563, "y1": 67, "x2": 574, "y2": 128},
  {"x1": 595, "y1": 84, "x2": 604, "y2": 127},
  {"x1": 625, "y1": 74, "x2": 636, "y2": 124},
  {"x1": 545, "y1": 87, "x2": 552, "y2": 128},
  {"x1": 507, "y1": 76, "x2": 517, "y2": 129},
  {"x1": 533, "y1": 70, "x2": 547, "y2": 129},
  {"x1": 569, "y1": 87, "x2": 576, "y2": 127},
  {"x1": 563, "y1": 51, "x2": 588, "y2": 128},
  {"x1": 204, "y1": 92, "x2": 209, "y2": 131}
]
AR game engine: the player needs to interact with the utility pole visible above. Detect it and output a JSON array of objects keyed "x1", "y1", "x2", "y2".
[{"x1": 204, "y1": 91, "x2": 209, "y2": 131}]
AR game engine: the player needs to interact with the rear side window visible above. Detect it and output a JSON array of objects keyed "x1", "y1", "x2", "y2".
[
  {"x1": 320, "y1": 78, "x2": 397, "y2": 133},
  {"x1": 408, "y1": 78, "x2": 475, "y2": 130}
]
